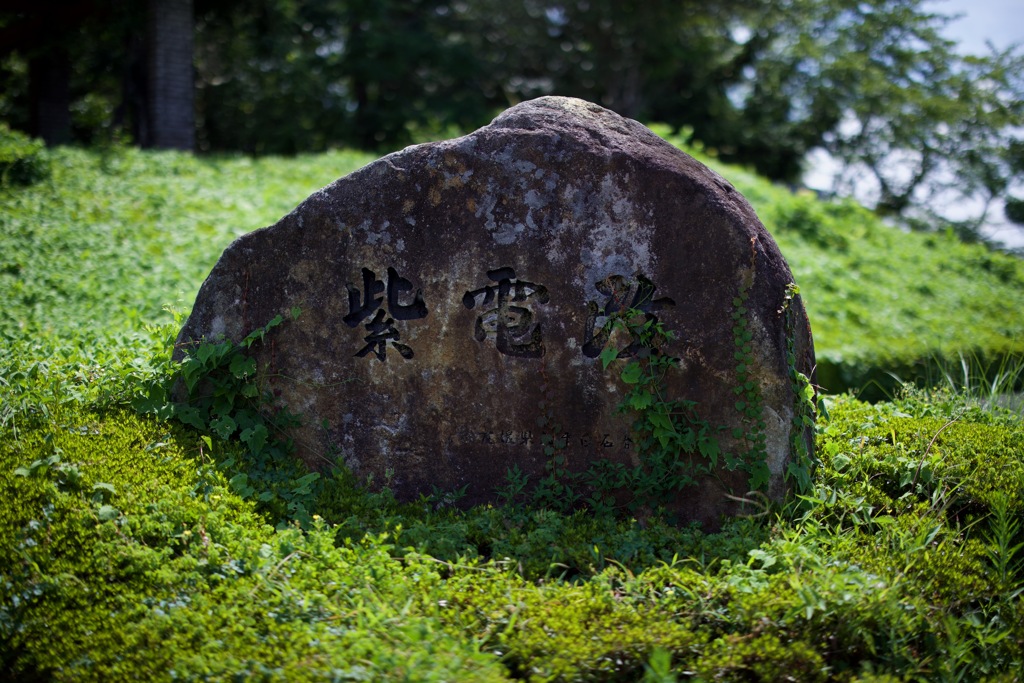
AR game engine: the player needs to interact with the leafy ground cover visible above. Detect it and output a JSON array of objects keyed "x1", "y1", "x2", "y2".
[
  {"x1": 3, "y1": 363, "x2": 1022, "y2": 680},
  {"x1": 1, "y1": 141, "x2": 1023, "y2": 680}
]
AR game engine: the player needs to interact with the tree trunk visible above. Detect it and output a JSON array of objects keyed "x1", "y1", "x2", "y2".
[
  {"x1": 146, "y1": 0, "x2": 194, "y2": 150},
  {"x1": 28, "y1": 47, "x2": 72, "y2": 146}
]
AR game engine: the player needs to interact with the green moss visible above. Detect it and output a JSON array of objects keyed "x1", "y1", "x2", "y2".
[{"x1": 697, "y1": 632, "x2": 827, "y2": 682}]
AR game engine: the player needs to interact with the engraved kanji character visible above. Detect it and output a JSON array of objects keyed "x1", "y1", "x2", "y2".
[
  {"x1": 387, "y1": 267, "x2": 427, "y2": 320},
  {"x1": 345, "y1": 266, "x2": 427, "y2": 361},
  {"x1": 463, "y1": 267, "x2": 549, "y2": 358},
  {"x1": 583, "y1": 272, "x2": 675, "y2": 358},
  {"x1": 355, "y1": 310, "x2": 414, "y2": 361},
  {"x1": 344, "y1": 268, "x2": 385, "y2": 327}
]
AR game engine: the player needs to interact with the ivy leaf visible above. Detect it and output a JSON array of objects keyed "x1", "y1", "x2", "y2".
[
  {"x1": 628, "y1": 391, "x2": 653, "y2": 410},
  {"x1": 621, "y1": 362, "x2": 643, "y2": 385},
  {"x1": 816, "y1": 398, "x2": 831, "y2": 423},
  {"x1": 92, "y1": 482, "x2": 116, "y2": 499},
  {"x1": 240, "y1": 423, "x2": 269, "y2": 454},
  {"x1": 698, "y1": 437, "x2": 720, "y2": 466},
  {"x1": 210, "y1": 414, "x2": 238, "y2": 440},
  {"x1": 648, "y1": 412, "x2": 674, "y2": 432},
  {"x1": 599, "y1": 345, "x2": 619, "y2": 370},
  {"x1": 229, "y1": 354, "x2": 257, "y2": 379},
  {"x1": 196, "y1": 343, "x2": 219, "y2": 366},
  {"x1": 172, "y1": 405, "x2": 206, "y2": 430},
  {"x1": 230, "y1": 473, "x2": 255, "y2": 498},
  {"x1": 749, "y1": 462, "x2": 771, "y2": 490}
]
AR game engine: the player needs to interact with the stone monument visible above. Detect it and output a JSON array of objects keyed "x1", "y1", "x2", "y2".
[{"x1": 175, "y1": 97, "x2": 816, "y2": 527}]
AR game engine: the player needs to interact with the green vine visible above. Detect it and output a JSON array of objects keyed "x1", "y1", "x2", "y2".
[
  {"x1": 587, "y1": 308, "x2": 723, "y2": 513},
  {"x1": 157, "y1": 308, "x2": 319, "y2": 525},
  {"x1": 730, "y1": 283, "x2": 771, "y2": 490},
  {"x1": 507, "y1": 279, "x2": 820, "y2": 512},
  {"x1": 780, "y1": 283, "x2": 820, "y2": 494}
]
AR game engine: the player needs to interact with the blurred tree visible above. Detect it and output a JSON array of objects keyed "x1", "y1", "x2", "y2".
[
  {"x1": 724, "y1": 0, "x2": 1024, "y2": 239},
  {"x1": 3, "y1": 0, "x2": 1022, "y2": 243},
  {"x1": 193, "y1": 0, "x2": 497, "y2": 153},
  {"x1": 145, "y1": 0, "x2": 195, "y2": 150},
  {"x1": 0, "y1": 0, "x2": 184, "y2": 149},
  {"x1": 1000, "y1": 140, "x2": 1024, "y2": 232},
  {"x1": 0, "y1": 0, "x2": 120, "y2": 145}
]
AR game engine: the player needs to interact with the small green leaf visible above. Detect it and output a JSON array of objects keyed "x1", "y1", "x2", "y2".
[
  {"x1": 92, "y1": 482, "x2": 116, "y2": 497},
  {"x1": 229, "y1": 354, "x2": 257, "y2": 379},
  {"x1": 599, "y1": 345, "x2": 619, "y2": 370},
  {"x1": 173, "y1": 405, "x2": 205, "y2": 430},
  {"x1": 210, "y1": 414, "x2": 238, "y2": 440},
  {"x1": 97, "y1": 505, "x2": 119, "y2": 522},
  {"x1": 240, "y1": 423, "x2": 269, "y2": 454},
  {"x1": 621, "y1": 363, "x2": 643, "y2": 384},
  {"x1": 630, "y1": 392, "x2": 653, "y2": 409},
  {"x1": 196, "y1": 343, "x2": 218, "y2": 365}
]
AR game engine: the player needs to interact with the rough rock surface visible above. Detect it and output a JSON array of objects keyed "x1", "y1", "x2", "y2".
[{"x1": 176, "y1": 96, "x2": 815, "y2": 528}]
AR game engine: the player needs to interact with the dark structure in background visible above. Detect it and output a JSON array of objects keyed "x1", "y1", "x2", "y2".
[
  {"x1": 0, "y1": 0, "x2": 194, "y2": 151},
  {"x1": 146, "y1": 0, "x2": 194, "y2": 150},
  {"x1": 27, "y1": 45, "x2": 72, "y2": 146}
]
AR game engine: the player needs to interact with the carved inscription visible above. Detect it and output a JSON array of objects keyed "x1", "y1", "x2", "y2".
[
  {"x1": 583, "y1": 273, "x2": 676, "y2": 358},
  {"x1": 463, "y1": 267, "x2": 549, "y2": 358},
  {"x1": 344, "y1": 267, "x2": 427, "y2": 361},
  {"x1": 340, "y1": 268, "x2": 674, "y2": 363},
  {"x1": 466, "y1": 428, "x2": 630, "y2": 451}
]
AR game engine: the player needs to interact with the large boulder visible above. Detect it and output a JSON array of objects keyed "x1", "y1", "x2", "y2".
[{"x1": 175, "y1": 96, "x2": 816, "y2": 528}]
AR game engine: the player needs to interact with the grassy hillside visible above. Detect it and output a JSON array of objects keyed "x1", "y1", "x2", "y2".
[
  {"x1": 1, "y1": 140, "x2": 1023, "y2": 680},
  {"x1": 3, "y1": 139, "x2": 1022, "y2": 396}
]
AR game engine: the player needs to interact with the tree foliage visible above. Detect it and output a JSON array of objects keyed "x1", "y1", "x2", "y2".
[
  {"x1": 744, "y1": 0, "x2": 1024, "y2": 237},
  {"x1": 2, "y1": 0, "x2": 1022, "y2": 241}
]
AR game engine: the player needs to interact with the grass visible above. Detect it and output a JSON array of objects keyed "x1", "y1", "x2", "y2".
[{"x1": 1, "y1": 137, "x2": 1023, "y2": 680}]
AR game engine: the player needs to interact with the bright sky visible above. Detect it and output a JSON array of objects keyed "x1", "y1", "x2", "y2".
[
  {"x1": 927, "y1": 0, "x2": 1024, "y2": 54},
  {"x1": 931, "y1": 0, "x2": 1024, "y2": 246},
  {"x1": 802, "y1": 0, "x2": 1024, "y2": 247}
]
